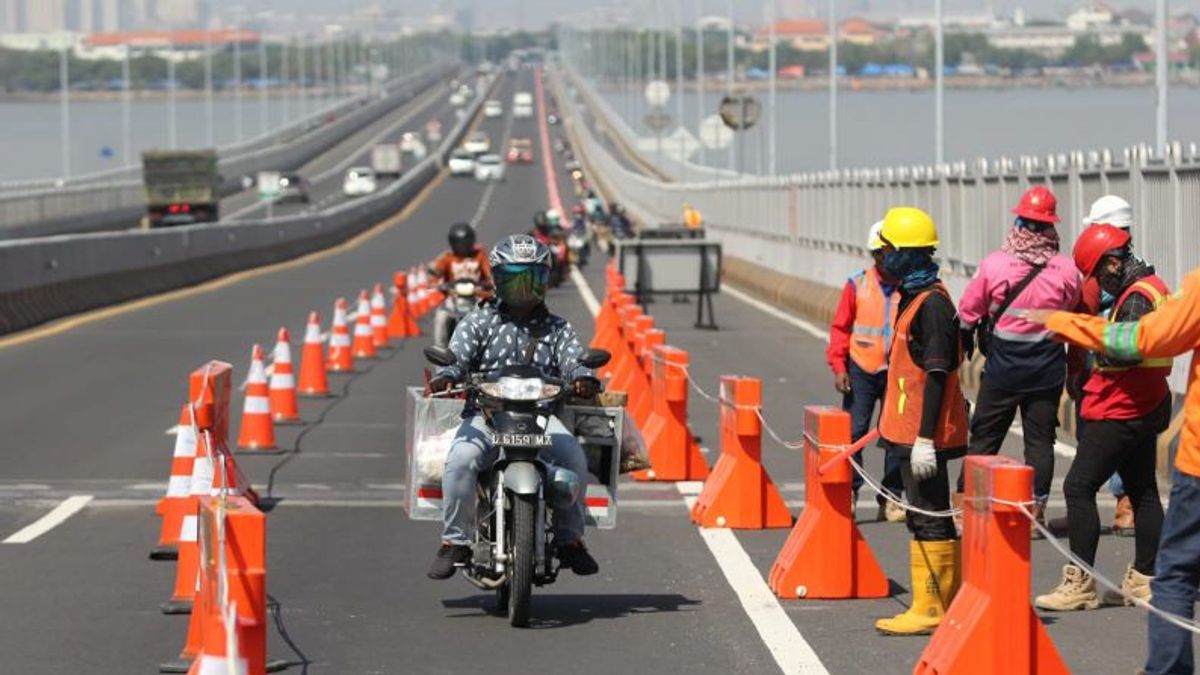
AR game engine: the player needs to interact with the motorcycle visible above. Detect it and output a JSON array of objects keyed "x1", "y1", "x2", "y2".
[
  {"x1": 567, "y1": 224, "x2": 590, "y2": 268},
  {"x1": 423, "y1": 344, "x2": 611, "y2": 627},
  {"x1": 434, "y1": 279, "x2": 481, "y2": 348}
]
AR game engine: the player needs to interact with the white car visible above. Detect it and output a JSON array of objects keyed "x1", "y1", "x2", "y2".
[
  {"x1": 342, "y1": 167, "x2": 377, "y2": 197},
  {"x1": 449, "y1": 91, "x2": 466, "y2": 107},
  {"x1": 462, "y1": 131, "x2": 490, "y2": 156},
  {"x1": 447, "y1": 149, "x2": 476, "y2": 177},
  {"x1": 473, "y1": 154, "x2": 505, "y2": 182},
  {"x1": 484, "y1": 100, "x2": 503, "y2": 118}
]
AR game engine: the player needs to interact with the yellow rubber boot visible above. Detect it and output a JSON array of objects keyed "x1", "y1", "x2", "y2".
[{"x1": 875, "y1": 539, "x2": 961, "y2": 636}]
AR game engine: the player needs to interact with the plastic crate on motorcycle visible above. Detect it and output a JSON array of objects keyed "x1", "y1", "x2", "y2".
[{"x1": 403, "y1": 387, "x2": 624, "y2": 529}]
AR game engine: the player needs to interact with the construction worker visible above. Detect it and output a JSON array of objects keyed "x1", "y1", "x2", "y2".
[
  {"x1": 1023, "y1": 269, "x2": 1200, "y2": 675},
  {"x1": 1034, "y1": 224, "x2": 1169, "y2": 612},
  {"x1": 825, "y1": 221, "x2": 905, "y2": 522},
  {"x1": 682, "y1": 202, "x2": 703, "y2": 230},
  {"x1": 956, "y1": 185, "x2": 1081, "y2": 533},
  {"x1": 873, "y1": 207, "x2": 969, "y2": 636}
]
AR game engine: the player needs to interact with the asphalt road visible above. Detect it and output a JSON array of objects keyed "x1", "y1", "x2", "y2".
[{"x1": 0, "y1": 65, "x2": 1182, "y2": 675}]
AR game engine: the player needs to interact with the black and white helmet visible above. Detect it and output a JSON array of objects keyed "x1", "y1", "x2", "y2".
[{"x1": 489, "y1": 234, "x2": 551, "y2": 269}]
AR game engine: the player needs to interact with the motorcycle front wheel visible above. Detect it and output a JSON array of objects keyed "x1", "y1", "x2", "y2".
[{"x1": 507, "y1": 493, "x2": 536, "y2": 627}]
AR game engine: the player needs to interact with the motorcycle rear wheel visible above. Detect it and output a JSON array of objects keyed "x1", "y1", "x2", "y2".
[{"x1": 508, "y1": 493, "x2": 536, "y2": 627}]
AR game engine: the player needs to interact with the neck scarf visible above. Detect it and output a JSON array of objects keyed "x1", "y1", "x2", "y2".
[{"x1": 1002, "y1": 224, "x2": 1059, "y2": 266}]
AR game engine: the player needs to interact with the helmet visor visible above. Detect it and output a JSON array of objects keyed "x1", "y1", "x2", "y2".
[{"x1": 494, "y1": 263, "x2": 549, "y2": 308}]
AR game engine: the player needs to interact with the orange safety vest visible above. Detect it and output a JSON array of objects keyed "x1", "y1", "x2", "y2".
[
  {"x1": 683, "y1": 207, "x2": 703, "y2": 229},
  {"x1": 848, "y1": 267, "x2": 899, "y2": 374},
  {"x1": 879, "y1": 285, "x2": 969, "y2": 449}
]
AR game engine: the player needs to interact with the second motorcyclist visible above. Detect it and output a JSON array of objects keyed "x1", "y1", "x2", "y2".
[{"x1": 429, "y1": 222, "x2": 493, "y2": 347}]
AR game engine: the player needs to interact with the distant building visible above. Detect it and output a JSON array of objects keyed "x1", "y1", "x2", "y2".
[{"x1": 749, "y1": 17, "x2": 886, "y2": 53}]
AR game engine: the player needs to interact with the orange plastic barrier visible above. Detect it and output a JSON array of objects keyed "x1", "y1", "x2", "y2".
[
  {"x1": 327, "y1": 297, "x2": 354, "y2": 372},
  {"x1": 370, "y1": 283, "x2": 390, "y2": 349},
  {"x1": 388, "y1": 271, "x2": 421, "y2": 338},
  {"x1": 591, "y1": 269, "x2": 625, "y2": 352},
  {"x1": 606, "y1": 304, "x2": 642, "y2": 387},
  {"x1": 236, "y1": 345, "x2": 277, "y2": 451},
  {"x1": 634, "y1": 346, "x2": 709, "y2": 481},
  {"x1": 268, "y1": 328, "x2": 300, "y2": 424},
  {"x1": 629, "y1": 328, "x2": 664, "y2": 427},
  {"x1": 690, "y1": 376, "x2": 791, "y2": 529},
  {"x1": 768, "y1": 406, "x2": 888, "y2": 599},
  {"x1": 352, "y1": 290, "x2": 378, "y2": 359},
  {"x1": 613, "y1": 315, "x2": 654, "y2": 416},
  {"x1": 597, "y1": 293, "x2": 633, "y2": 379},
  {"x1": 916, "y1": 456, "x2": 1069, "y2": 675},
  {"x1": 297, "y1": 311, "x2": 331, "y2": 397},
  {"x1": 177, "y1": 495, "x2": 270, "y2": 675}
]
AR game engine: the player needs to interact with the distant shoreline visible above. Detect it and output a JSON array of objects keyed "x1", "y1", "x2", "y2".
[{"x1": 0, "y1": 86, "x2": 365, "y2": 104}]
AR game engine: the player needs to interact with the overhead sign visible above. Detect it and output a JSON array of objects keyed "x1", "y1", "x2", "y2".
[
  {"x1": 643, "y1": 106, "x2": 672, "y2": 133},
  {"x1": 699, "y1": 114, "x2": 734, "y2": 150},
  {"x1": 718, "y1": 94, "x2": 762, "y2": 131},
  {"x1": 644, "y1": 80, "x2": 671, "y2": 107}
]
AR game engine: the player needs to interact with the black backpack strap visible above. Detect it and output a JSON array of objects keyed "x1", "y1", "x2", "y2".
[{"x1": 993, "y1": 263, "x2": 1045, "y2": 323}]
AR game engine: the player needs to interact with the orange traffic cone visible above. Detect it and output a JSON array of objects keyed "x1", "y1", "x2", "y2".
[
  {"x1": 298, "y1": 311, "x2": 331, "y2": 396},
  {"x1": 150, "y1": 403, "x2": 198, "y2": 560},
  {"x1": 236, "y1": 344, "x2": 277, "y2": 451},
  {"x1": 371, "y1": 284, "x2": 390, "y2": 348},
  {"x1": 327, "y1": 298, "x2": 354, "y2": 372},
  {"x1": 352, "y1": 290, "x2": 378, "y2": 359},
  {"x1": 269, "y1": 328, "x2": 301, "y2": 424},
  {"x1": 388, "y1": 271, "x2": 421, "y2": 338}
]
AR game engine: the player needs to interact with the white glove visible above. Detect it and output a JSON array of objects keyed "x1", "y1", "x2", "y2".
[{"x1": 910, "y1": 437, "x2": 938, "y2": 482}]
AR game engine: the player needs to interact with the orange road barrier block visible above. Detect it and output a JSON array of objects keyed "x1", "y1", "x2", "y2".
[
  {"x1": 370, "y1": 283, "x2": 390, "y2": 348},
  {"x1": 268, "y1": 328, "x2": 301, "y2": 424},
  {"x1": 629, "y1": 328, "x2": 665, "y2": 428},
  {"x1": 388, "y1": 271, "x2": 421, "y2": 338},
  {"x1": 297, "y1": 312, "x2": 331, "y2": 397},
  {"x1": 607, "y1": 304, "x2": 643, "y2": 389},
  {"x1": 596, "y1": 293, "x2": 633, "y2": 380},
  {"x1": 151, "y1": 404, "x2": 200, "y2": 561},
  {"x1": 590, "y1": 273, "x2": 625, "y2": 351},
  {"x1": 184, "y1": 496, "x2": 273, "y2": 675},
  {"x1": 326, "y1": 297, "x2": 354, "y2": 372},
  {"x1": 236, "y1": 345, "x2": 277, "y2": 451},
  {"x1": 916, "y1": 456, "x2": 1070, "y2": 675},
  {"x1": 352, "y1": 290, "x2": 378, "y2": 359},
  {"x1": 634, "y1": 346, "x2": 709, "y2": 482},
  {"x1": 691, "y1": 376, "x2": 791, "y2": 529},
  {"x1": 612, "y1": 315, "x2": 654, "y2": 416},
  {"x1": 768, "y1": 407, "x2": 888, "y2": 599}
]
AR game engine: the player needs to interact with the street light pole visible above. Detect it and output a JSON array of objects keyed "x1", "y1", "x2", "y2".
[
  {"x1": 204, "y1": 25, "x2": 214, "y2": 147},
  {"x1": 828, "y1": 0, "x2": 837, "y2": 170},
  {"x1": 168, "y1": 28, "x2": 177, "y2": 149},
  {"x1": 259, "y1": 37, "x2": 268, "y2": 135},
  {"x1": 1156, "y1": 0, "x2": 1169, "y2": 154},
  {"x1": 935, "y1": 0, "x2": 945, "y2": 165},
  {"x1": 696, "y1": 0, "x2": 705, "y2": 168},
  {"x1": 767, "y1": 0, "x2": 777, "y2": 176},
  {"x1": 725, "y1": 0, "x2": 734, "y2": 173},
  {"x1": 676, "y1": 0, "x2": 686, "y2": 178},
  {"x1": 282, "y1": 37, "x2": 290, "y2": 125},
  {"x1": 122, "y1": 42, "x2": 131, "y2": 166},
  {"x1": 234, "y1": 23, "x2": 244, "y2": 142},
  {"x1": 59, "y1": 35, "x2": 70, "y2": 179}
]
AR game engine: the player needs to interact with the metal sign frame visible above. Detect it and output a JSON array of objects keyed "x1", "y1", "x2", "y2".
[{"x1": 615, "y1": 239, "x2": 722, "y2": 330}]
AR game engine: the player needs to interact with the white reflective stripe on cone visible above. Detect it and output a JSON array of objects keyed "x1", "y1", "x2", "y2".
[
  {"x1": 166, "y1": 475, "x2": 192, "y2": 498},
  {"x1": 243, "y1": 396, "x2": 270, "y2": 414},
  {"x1": 196, "y1": 656, "x2": 248, "y2": 675},
  {"x1": 371, "y1": 314, "x2": 387, "y2": 327},
  {"x1": 190, "y1": 459, "x2": 214, "y2": 495},
  {"x1": 172, "y1": 427, "x2": 197, "y2": 458},
  {"x1": 354, "y1": 323, "x2": 372, "y2": 336},
  {"x1": 304, "y1": 326, "x2": 321, "y2": 343},
  {"x1": 270, "y1": 374, "x2": 296, "y2": 389},
  {"x1": 179, "y1": 514, "x2": 199, "y2": 542},
  {"x1": 331, "y1": 334, "x2": 351, "y2": 346}
]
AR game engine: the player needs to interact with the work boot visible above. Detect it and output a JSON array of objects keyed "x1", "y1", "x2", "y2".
[
  {"x1": 1035, "y1": 564, "x2": 1100, "y2": 611},
  {"x1": 1112, "y1": 496, "x2": 1136, "y2": 537},
  {"x1": 1102, "y1": 565, "x2": 1153, "y2": 606},
  {"x1": 427, "y1": 543, "x2": 472, "y2": 580},
  {"x1": 875, "y1": 540, "x2": 961, "y2": 636},
  {"x1": 885, "y1": 500, "x2": 907, "y2": 523},
  {"x1": 557, "y1": 541, "x2": 599, "y2": 576},
  {"x1": 1029, "y1": 502, "x2": 1048, "y2": 540},
  {"x1": 950, "y1": 492, "x2": 964, "y2": 533}
]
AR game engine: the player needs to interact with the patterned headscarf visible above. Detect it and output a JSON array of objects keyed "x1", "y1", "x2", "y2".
[{"x1": 1001, "y1": 218, "x2": 1060, "y2": 266}]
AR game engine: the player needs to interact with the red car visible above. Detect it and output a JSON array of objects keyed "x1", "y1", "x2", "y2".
[{"x1": 506, "y1": 138, "x2": 534, "y2": 164}]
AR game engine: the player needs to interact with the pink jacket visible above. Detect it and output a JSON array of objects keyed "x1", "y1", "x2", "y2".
[{"x1": 959, "y1": 250, "x2": 1082, "y2": 340}]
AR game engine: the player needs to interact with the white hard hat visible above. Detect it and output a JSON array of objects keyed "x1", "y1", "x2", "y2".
[
  {"x1": 1084, "y1": 195, "x2": 1133, "y2": 231},
  {"x1": 868, "y1": 220, "x2": 886, "y2": 251}
]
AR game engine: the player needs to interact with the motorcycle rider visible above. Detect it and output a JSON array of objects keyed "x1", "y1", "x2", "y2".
[
  {"x1": 429, "y1": 222, "x2": 493, "y2": 348},
  {"x1": 427, "y1": 234, "x2": 602, "y2": 580}
]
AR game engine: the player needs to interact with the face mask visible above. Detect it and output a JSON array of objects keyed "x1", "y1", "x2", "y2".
[
  {"x1": 882, "y1": 249, "x2": 939, "y2": 290},
  {"x1": 1097, "y1": 256, "x2": 1127, "y2": 297}
]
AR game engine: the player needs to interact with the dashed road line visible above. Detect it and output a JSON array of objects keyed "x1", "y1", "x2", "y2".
[{"x1": 3, "y1": 495, "x2": 93, "y2": 544}]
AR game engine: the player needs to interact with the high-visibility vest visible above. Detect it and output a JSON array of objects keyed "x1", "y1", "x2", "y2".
[
  {"x1": 848, "y1": 267, "x2": 899, "y2": 374},
  {"x1": 1081, "y1": 274, "x2": 1174, "y2": 421},
  {"x1": 879, "y1": 284, "x2": 969, "y2": 449},
  {"x1": 683, "y1": 207, "x2": 703, "y2": 229}
]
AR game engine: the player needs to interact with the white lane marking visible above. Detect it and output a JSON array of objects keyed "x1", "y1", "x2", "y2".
[
  {"x1": 3, "y1": 495, "x2": 94, "y2": 544},
  {"x1": 683, "y1": 490, "x2": 828, "y2": 675},
  {"x1": 126, "y1": 482, "x2": 169, "y2": 491},
  {"x1": 724, "y1": 284, "x2": 1077, "y2": 459},
  {"x1": 295, "y1": 483, "x2": 333, "y2": 491},
  {"x1": 570, "y1": 266, "x2": 601, "y2": 316}
]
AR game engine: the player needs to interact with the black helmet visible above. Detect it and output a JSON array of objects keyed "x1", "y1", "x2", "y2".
[
  {"x1": 489, "y1": 234, "x2": 551, "y2": 310},
  {"x1": 448, "y1": 222, "x2": 476, "y2": 257}
]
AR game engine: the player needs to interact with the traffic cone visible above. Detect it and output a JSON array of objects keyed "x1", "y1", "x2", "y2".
[
  {"x1": 388, "y1": 271, "x2": 421, "y2": 338},
  {"x1": 327, "y1": 297, "x2": 354, "y2": 372},
  {"x1": 269, "y1": 328, "x2": 301, "y2": 424},
  {"x1": 150, "y1": 403, "x2": 198, "y2": 561},
  {"x1": 297, "y1": 311, "x2": 331, "y2": 397},
  {"x1": 371, "y1": 283, "x2": 390, "y2": 349},
  {"x1": 236, "y1": 344, "x2": 277, "y2": 451},
  {"x1": 352, "y1": 289, "x2": 378, "y2": 359}
]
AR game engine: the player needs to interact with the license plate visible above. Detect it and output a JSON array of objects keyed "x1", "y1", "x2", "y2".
[{"x1": 494, "y1": 433, "x2": 551, "y2": 448}]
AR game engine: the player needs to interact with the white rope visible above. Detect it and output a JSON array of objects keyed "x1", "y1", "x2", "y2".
[{"x1": 846, "y1": 456, "x2": 963, "y2": 519}]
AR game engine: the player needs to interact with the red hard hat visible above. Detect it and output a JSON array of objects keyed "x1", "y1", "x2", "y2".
[
  {"x1": 1073, "y1": 223, "x2": 1131, "y2": 277},
  {"x1": 1012, "y1": 185, "x2": 1060, "y2": 224}
]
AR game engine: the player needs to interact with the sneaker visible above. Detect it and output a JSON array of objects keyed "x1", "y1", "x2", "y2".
[
  {"x1": 557, "y1": 541, "x2": 599, "y2": 576},
  {"x1": 1035, "y1": 564, "x2": 1101, "y2": 611},
  {"x1": 1102, "y1": 564, "x2": 1153, "y2": 606},
  {"x1": 884, "y1": 500, "x2": 907, "y2": 523},
  {"x1": 427, "y1": 543, "x2": 471, "y2": 580},
  {"x1": 1112, "y1": 495, "x2": 1136, "y2": 537}
]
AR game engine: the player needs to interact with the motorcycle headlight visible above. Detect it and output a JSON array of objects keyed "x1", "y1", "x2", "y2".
[
  {"x1": 478, "y1": 377, "x2": 560, "y2": 401},
  {"x1": 454, "y1": 281, "x2": 476, "y2": 297}
]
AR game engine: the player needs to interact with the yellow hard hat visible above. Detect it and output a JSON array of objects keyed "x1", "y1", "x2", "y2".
[{"x1": 880, "y1": 207, "x2": 939, "y2": 249}]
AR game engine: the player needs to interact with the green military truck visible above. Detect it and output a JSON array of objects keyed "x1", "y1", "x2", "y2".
[{"x1": 141, "y1": 149, "x2": 220, "y2": 228}]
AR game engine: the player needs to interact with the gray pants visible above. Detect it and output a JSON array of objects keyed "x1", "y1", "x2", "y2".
[
  {"x1": 432, "y1": 307, "x2": 457, "y2": 348},
  {"x1": 441, "y1": 414, "x2": 589, "y2": 546}
]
